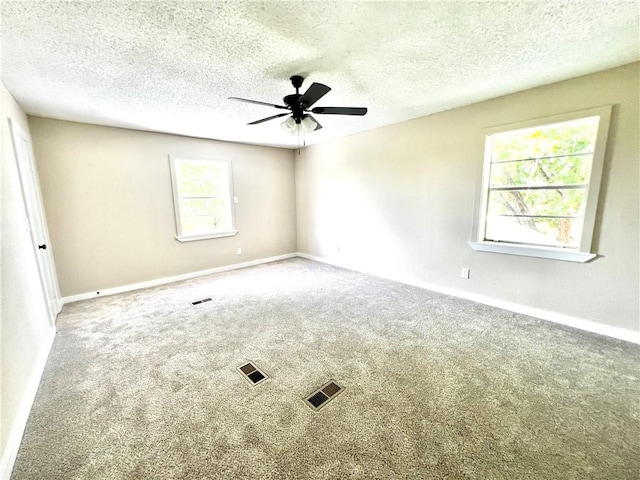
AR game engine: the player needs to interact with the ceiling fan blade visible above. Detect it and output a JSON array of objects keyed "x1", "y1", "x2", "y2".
[
  {"x1": 311, "y1": 107, "x2": 368, "y2": 116},
  {"x1": 306, "y1": 114, "x2": 323, "y2": 131},
  {"x1": 247, "y1": 113, "x2": 289, "y2": 125},
  {"x1": 229, "y1": 97, "x2": 288, "y2": 110},
  {"x1": 299, "y1": 83, "x2": 331, "y2": 108}
]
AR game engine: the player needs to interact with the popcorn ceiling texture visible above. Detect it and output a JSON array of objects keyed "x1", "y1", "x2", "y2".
[
  {"x1": 11, "y1": 259, "x2": 640, "y2": 479},
  {"x1": 1, "y1": 1, "x2": 638, "y2": 148}
]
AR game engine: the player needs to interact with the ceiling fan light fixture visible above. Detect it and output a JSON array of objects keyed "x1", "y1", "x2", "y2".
[
  {"x1": 300, "y1": 115, "x2": 317, "y2": 133},
  {"x1": 280, "y1": 116, "x2": 298, "y2": 134}
]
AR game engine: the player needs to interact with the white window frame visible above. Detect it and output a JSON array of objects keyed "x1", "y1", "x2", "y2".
[
  {"x1": 169, "y1": 155, "x2": 238, "y2": 242},
  {"x1": 469, "y1": 106, "x2": 612, "y2": 262}
]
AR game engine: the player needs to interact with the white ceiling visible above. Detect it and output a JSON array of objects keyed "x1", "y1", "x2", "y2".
[{"x1": 1, "y1": 1, "x2": 638, "y2": 149}]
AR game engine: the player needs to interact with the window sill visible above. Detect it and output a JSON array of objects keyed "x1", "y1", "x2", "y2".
[
  {"x1": 467, "y1": 241, "x2": 596, "y2": 263},
  {"x1": 175, "y1": 230, "x2": 238, "y2": 242}
]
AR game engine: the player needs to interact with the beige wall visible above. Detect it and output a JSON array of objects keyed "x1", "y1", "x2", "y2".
[
  {"x1": 1, "y1": 84, "x2": 55, "y2": 468},
  {"x1": 296, "y1": 63, "x2": 639, "y2": 333},
  {"x1": 29, "y1": 118, "x2": 297, "y2": 297}
]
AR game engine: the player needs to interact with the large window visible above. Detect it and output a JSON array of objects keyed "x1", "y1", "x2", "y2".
[
  {"x1": 469, "y1": 106, "x2": 611, "y2": 262},
  {"x1": 169, "y1": 156, "x2": 237, "y2": 242}
]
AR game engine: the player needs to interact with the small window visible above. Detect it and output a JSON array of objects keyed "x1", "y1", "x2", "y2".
[
  {"x1": 469, "y1": 106, "x2": 611, "y2": 262},
  {"x1": 169, "y1": 156, "x2": 237, "y2": 242}
]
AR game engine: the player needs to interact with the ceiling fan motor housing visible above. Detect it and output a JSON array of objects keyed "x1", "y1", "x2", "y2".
[
  {"x1": 286, "y1": 75, "x2": 306, "y2": 121},
  {"x1": 284, "y1": 94, "x2": 304, "y2": 122}
]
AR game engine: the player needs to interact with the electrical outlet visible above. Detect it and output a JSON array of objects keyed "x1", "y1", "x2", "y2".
[
  {"x1": 461, "y1": 268, "x2": 470, "y2": 279},
  {"x1": 237, "y1": 247, "x2": 242, "y2": 255}
]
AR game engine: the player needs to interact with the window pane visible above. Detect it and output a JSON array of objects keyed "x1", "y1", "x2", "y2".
[
  {"x1": 171, "y1": 157, "x2": 234, "y2": 237},
  {"x1": 178, "y1": 179, "x2": 222, "y2": 197},
  {"x1": 482, "y1": 115, "x2": 601, "y2": 249},
  {"x1": 182, "y1": 214, "x2": 232, "y2": 236},
  {"x1": 489, "y1": 155, "x2": 592, "y2": 188},
  {"x1": 491, "y1": 116, "x2": 599, "y2": 162},
  {"x1": 488, "y1": 188, "x2": 586, "y2": 218},
  {"x1": 176, "y1": 159, "x2": 229, "y2": 197},
  {"x1": 486, "y1": 215, "x2": 583, "y2": 248},
  {"x1": 179, "y1": 198, "x2": 227, "y2": 217}
]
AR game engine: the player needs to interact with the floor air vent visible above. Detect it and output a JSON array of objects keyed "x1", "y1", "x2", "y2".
[
  {"x1": 237, "y1": 362, "x2": 269, "y2": 386},
  {"x1": 305, "y1": 380, "x2": 344, "y2": 411},
  {"x1": 191, "y1": 297, "x2": 212, "y2": 306}
]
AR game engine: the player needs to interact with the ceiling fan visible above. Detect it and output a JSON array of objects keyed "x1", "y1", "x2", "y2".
[{"x1": 229, "y1": 75, "x2": 367, "y2": 135}]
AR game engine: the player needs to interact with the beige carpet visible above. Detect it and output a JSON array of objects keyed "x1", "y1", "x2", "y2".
[{"x1": 11, "y1": 258, "x2": 640, "y2": 479}]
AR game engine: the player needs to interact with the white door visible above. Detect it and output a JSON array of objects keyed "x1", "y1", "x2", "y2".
[{"x1": 9, "y1": 118, "x2": 61, "y2": 326}]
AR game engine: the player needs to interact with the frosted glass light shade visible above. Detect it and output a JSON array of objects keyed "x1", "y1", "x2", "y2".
[
  {"x1": 300, "y1": 115, "x2": 317, "y2": 133},
  {"x1": 280, "y1": 115, "x2": 317, "y2": 135},
  {"x1": 280, "y1": 116, "x2": 298, "y2": 134}
]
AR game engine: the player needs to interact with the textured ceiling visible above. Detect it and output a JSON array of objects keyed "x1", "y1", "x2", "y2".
[{"x1": 1, "y1": 1, "x2": 638, "y2": 149}]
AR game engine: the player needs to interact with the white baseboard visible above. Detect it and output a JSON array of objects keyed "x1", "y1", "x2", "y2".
[
  {"x1": 60, "y1": 250, "x2": 639, "y2": 344},
  {"x1": 297, "y1": 252, "x2": 640, "y2": 344},
  {"x1": 0, "y1": 327, "x2": 56, "y2": 480},
  {"x1": 61, "y1": 253, "x2": 298, "y2": 304}
]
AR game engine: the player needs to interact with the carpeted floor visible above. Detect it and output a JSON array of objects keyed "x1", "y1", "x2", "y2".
[{"x1": 11, "y1": 258, "x2": 640, "y2": 479}]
